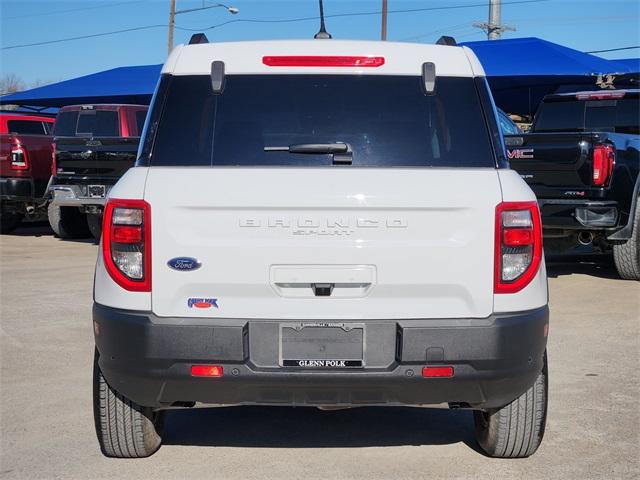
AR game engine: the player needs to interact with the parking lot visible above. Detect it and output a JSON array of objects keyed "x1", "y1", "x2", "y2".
[{"x1": 0, "y1": 223, "x2": 638, "y2": 480}]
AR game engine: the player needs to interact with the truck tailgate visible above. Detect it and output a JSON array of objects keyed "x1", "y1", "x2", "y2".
[
  {"x1": 506, "y1": 132, "x2": 599, "y2": 194},
  {"x1": 145, "y1": 168, "x2": 501, "y2": 320}
]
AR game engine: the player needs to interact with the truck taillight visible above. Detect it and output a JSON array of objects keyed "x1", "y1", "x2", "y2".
[
  {"x1": 592, "y1": 144, "x2": 615, "y2": 187},
  {"x1": 10, "y1": 144, "x2": 29, "y2": 170},
  {"x1": 51, "y1": 142, "x2": 57, "y2": 177},
  {"x1": 102, "y1": 199, "x2": 151, "y2": 292},
  {"x1": 494, "y1": 201, "x2": 542, "y2": 294}
]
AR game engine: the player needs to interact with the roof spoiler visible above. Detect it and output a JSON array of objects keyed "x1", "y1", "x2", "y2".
[
  {"x1": 189, "y1": 33, "x2": 209, "y2": 45},
  {"x1": 436, "y1": 36, "x2": 457, "y2": 46}
]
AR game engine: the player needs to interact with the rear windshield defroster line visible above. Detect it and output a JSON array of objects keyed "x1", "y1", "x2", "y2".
[{"x1": 141, "y1": 74, "x2": 497, "y2": 168}]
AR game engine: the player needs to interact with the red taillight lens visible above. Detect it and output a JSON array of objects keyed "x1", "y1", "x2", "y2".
[
  {"x1": 102, "y1": 199, "x2": 151, "y2": 292},
  {"x1": 191, "y1": 365, "x2": 223, "y2": 377},
  {"x1": 422, "y1": 366, "x2": 454, "y2": 378},
  {"x1": 51, "y1": 142, "x2": 57, "y2": 177},
  {"x1": 10, "y1": 144, "x2": 29, "y2": 170},
  {"x1": 111, "y1": 225, "x2": 142, "y2": 243},
  {"x1": 262, "y1": 55, "x2": 385, "y2": 67},
  {"x1": 494, "y1": 201, "x2": 543, "y2": 294},
  {"x1": 592, "y1": 144, "x2": 615, "y2": 187}
]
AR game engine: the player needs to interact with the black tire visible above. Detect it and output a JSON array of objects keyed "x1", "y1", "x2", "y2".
[
  {"x1": 613, "y1": 205, "x2": 640, "y2": 280},
  {"x1": 0, "y1": 207, "x2": 22, "y2": 234},
  {"x1": 86, "y1": 213, "x2": 103, "y2": 242},
  {"x1": 93, "y1": 350, "x2": 164, "y2": 458},
  {"x1": 47, "y1": 204, "x2": 90, "y2": 239},
  {"x1": 474, "y1": 352, "x2": 548, "y2": 458}
]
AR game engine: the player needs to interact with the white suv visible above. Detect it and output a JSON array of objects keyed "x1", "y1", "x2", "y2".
[{"x1": 92, "y1": 36, "x2": 549, "y2": 458}]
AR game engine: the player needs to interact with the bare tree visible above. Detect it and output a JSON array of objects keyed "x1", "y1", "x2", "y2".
[{"x1": 0, "y1": 73, "x2": 26, "y2": 96}]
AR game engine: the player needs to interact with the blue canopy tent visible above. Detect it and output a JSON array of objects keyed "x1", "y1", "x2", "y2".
[
  {"x1": 611, "y1": 58, "x2": 640, "y2": 73},
  {"x1": 1, "y1": 38, "x2": 633, "y2": 117},
  {"x1": 461, "y1": 37, "x2": 633, "y2": 116},
  {"x1": 0, "y1": 64, "x2": 162, "y2": 110}
]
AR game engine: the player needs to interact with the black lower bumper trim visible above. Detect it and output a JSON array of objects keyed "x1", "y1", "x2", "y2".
[
  {"x1": 0, "y1": 177, "x2": 34, "y2": 201},
  {"x1": 93, "y1": 304, "x2": 549, "y2": 410}
]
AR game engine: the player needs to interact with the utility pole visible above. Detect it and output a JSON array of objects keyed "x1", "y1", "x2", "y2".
[
  {"x1": 473, "y1": 0, "x2": 514, "y2": 40},
  {"x1": 168, "y1": 0, "x2": 176, "y2": 55},
  {"x1": 167, "y1": 1, "x2": 239, "y2": 55},
  {"x1": 381, "y1": 0, "x2": 388, "y2": 41}
]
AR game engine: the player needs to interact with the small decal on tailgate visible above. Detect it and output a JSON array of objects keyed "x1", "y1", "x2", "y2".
[{"x1": 187, "y1": 298, "x2": 219, "y2": 309}]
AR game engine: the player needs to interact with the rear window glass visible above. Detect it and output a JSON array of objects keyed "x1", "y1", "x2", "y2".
[
  {"x1": 534, "y1": 96, "x2": 640, "y2": 134},
  {"x1": 6, "y1": 119, "x2": 48, "y2": 135},
  {"x1": 135, "y1": 110, "x2": 147, "y2": 136},
  {"x1": 54, "y1": 110, "x2": 120, "y2": 137},
  {"x1": 148, "y1": 75, "x2": 495, "y2": 168}
]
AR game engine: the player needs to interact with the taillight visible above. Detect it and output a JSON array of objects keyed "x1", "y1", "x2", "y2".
[
  {"x1": 262, "y1": 56, "x2": 385, "y2": 67},
  {"x1": 102, "y1": 199, "x2": 151, "y2": 292},
  {"x1": 51, "y1": 143, "x2": 57, "y2": 177},
  {"x1": 10, "y1": 143, "x2": 29, "y2": 170},
  {"x1": 494, "y1": 201, "x2": 542, "y2": 294},
  {"x1": 592, "y1": 144, "x2": 615, "y2": 187}
]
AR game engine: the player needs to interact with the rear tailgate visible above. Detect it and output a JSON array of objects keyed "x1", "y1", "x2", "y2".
[
  {"x1": 54, "y1": 137, "x2": 139, "y2": 179},
  {"x1": 506, "y1": 132, "x2": 598, "y2": 196},
  {"x1": 146, "y1": 168, "x2": 501, "y2": 320}
]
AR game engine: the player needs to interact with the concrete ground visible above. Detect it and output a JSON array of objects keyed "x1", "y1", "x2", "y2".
[{"x1": 1, "y1": 223, "x2": 638, "y2": 480}]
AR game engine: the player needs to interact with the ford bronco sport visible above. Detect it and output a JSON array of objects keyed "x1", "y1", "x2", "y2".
[{"x1": 92, "y1": 37, "x2": 550, "y2": 458}]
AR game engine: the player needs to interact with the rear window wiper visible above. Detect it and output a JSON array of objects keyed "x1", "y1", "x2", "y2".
[
  {"x1": 264, "y1": 143, "x2": 347, "y2": 153},
  {"x1": 264, "y1": 143, "x2": 352, "y2": 165}
]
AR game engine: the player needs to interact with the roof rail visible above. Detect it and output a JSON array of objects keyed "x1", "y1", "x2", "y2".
[
  {"x1": 189, "y1": 33, "x2": 209, "y2": 45},
  {"x1": 436, "y1": 36, "x2": 457, "y2": 46}
]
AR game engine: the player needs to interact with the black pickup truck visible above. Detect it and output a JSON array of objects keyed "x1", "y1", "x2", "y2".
[
  {"x1": 49, "y1": 104, "x2": 147, "y2": 239},
  {"x1": 506, "y1": 89, "x2": 639, "y2": 279}
]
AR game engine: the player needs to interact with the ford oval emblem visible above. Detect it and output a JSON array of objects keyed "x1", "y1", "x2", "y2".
[{"x1": 167, "y1": 257, "x2": 201, "y2": 271}]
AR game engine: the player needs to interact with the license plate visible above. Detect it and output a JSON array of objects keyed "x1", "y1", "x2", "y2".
[
  {"x1": 279, "y1": 322, "x2": 365, "y2": 368},
  {"x1": 87, "y1": 185, "x2": 106, "y2": 198}
]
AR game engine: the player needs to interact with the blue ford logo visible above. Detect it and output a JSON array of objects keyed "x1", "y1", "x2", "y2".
[{"x1": 167, "y1": 257, "x2": 201, "y2": 271}]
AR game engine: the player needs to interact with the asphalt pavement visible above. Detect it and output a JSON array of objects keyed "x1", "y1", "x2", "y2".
[{"x1": 1, "y1": 223, "x2": 638, "y2": 479}]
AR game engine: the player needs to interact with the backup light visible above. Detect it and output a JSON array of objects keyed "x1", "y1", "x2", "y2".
[
  {"x1": 10, "y1": 145, "x2": 28, "y2": 170},
  {"x1": 262, "y1": 56, "x2": 385, "y2": 67}
]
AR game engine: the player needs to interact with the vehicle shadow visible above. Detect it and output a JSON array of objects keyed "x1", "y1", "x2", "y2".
[
  {"x1": 545, "y1": 254, "x2": 621, "y2": 280},
  {"x1": 3, "y1": 221, "x2": 97, "y2": 244},
  {"x1": 163, "y1": 405, "x2": 482, "y2": 452}
]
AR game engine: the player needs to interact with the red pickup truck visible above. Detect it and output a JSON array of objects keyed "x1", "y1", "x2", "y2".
[{"x1": 0, "y1": 112, "x2": 55, "y2": 233}]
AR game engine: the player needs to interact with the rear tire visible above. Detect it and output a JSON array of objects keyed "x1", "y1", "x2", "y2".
[
  {"x1": 86, "y1": 213, "x2": 103, "y2": 242},
  {"x1": 474, "y1": 352, "x2": 548, "y2": 458},
  {"x1": 93, "y1": 349, "x2": 164, "y2": 458},
  {"x1": 47, "y1": 204, "x2": 90, "y2": 239},
  {"x1": 0, "y1": 207, "x2": 22, "y2": 234},
  {"x1": 613, "y1": 206, "x2": 640, "y2": 280}
]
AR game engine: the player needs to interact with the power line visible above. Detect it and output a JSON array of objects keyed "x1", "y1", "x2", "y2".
[
  {"x1": 587, "y1": 46, "x2": 640, "y2": 53},
  {"x1": 2, "y1": 0, "x2": 147, "y2": 20},
  {"x1": 2, "y1": 0, "x2": 550, "y2": 51}
]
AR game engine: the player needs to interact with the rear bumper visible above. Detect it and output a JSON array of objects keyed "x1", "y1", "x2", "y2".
[
  {"x1": 49, "y1": 183, "x2": 112, "y2": 207},
  {"x1": 539, "y1": 199, "x2": 621, "y2": 231},
  {"x1": 0, "y1": 176, "x2": 34, "y2": 201},
  {"x1": 93, "y1": 304, "x2": 549, "y2": 410}
]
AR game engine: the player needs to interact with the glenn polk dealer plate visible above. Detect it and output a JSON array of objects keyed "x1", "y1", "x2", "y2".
[
  {"x1": 87, "y1": 185, "x2": 106, "y2": 198},
  {"x1": 279, "y1": 322, "x2": 365, "y2": 368}
]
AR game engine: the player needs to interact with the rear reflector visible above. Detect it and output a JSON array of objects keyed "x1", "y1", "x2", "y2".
[
  {"x1": 422, "y1": 366, "x2": 454, "y2": 378},
  {"x1": 262, "y1": 55, "x2": 385, "y2": 67},
  {"x1": 191, "y1": 365, "x2": 223, "y2": 377}
]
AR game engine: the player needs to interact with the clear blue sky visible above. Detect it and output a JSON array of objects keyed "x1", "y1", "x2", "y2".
[{"x1": 1, "y1": 0, "x2": 639, "y2": 86}]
